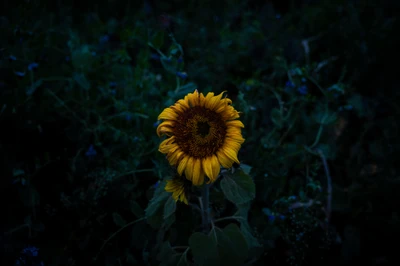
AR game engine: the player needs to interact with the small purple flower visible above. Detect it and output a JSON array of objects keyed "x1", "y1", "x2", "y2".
[
  {"x1": 177, "y1": 56, "x2": 183, "y2": 63},
  {"x1": 154, "y1": 180, "x2": 160, "y2": 188},
  {"x1": 85, "y1": 145, "x2": 97, "y2": 157},
  {"x1": 28, "y1": 62, "x2": 39, "y2": 71},
  {"x1": 176, "y1": 71, "x2": 187, "y2": 79},
  {"x1": 297, "y1": 85, "x2": 308, "y2": 95},
  {"x1": 22, "y1": 246, "x2": 39, "y2": 257}
]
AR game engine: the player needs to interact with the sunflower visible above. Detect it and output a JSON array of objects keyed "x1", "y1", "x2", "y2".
[
  {"x1": 165, "y1": 177, "x2": 190, "y2": 204},
  {"x1": 157, "y1": 90, "x2": 245, "y2": 186}
]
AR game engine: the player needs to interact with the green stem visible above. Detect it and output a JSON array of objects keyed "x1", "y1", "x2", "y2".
[
  {"x1": 201, "y1": 184, "x2": 210, "y2": 232},
  {"x1": 310, "y1": 124, "x2": 324, "y2": 149}
]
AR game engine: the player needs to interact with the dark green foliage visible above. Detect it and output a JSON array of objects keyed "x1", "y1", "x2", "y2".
[{"x1": 1, "y1": 0, "x2": 399, "y2": 265}]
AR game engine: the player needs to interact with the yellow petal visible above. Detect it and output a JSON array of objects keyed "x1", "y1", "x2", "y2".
[
  {"x1": 214, "y1": 98, "x2": 232, "y2": 113},
  {"x1": 216, "y1": 150, "x2": 233, "y2": 168},
  {"x1": 177, "y1": 155, "x2": 189, "y2": 176},
  {"x1": 204, "y1": 92, "x2": 214, "y2": 105},
  {"x1": 188, "y1": 90, "x2": 200, "y2": 107},
  {"x1": 192, "y1": 158, "x2": 203, "y2": 186},
  {"x1": 206, "y1": 91, "x2": 225, "y2": 110},
  {"x1": 222, "y1": 146, "x2": 240, "y2": 165},
  {"x1": 199, "y1": 92, "x2": 206, "y2": 107},
  {"x1": 224, "y1": 139, "x2": 241, "y2": 152},
  {"x1": 177, "y1": 99, "x2": 189, "y2": 109},
  {"x1": 226, "y1": 135, "x2": 245, "y2": 144},
  {"x1": 159, "y1": 136, "x2": 175, "y2": 151},
  {"x1": 158, "y1": 107, "x2": 178, "y2": 120},
  {"x1": 168, "y1": 149, "x2": 184, "y2": 165},
  {"x1": 159, "y1": 142, "x2": 177, "y2": 154},
  {"x1": 185, "y1": 157, "x2": 195, "y2": 181},
  {"x1": 157, "y1": 121, "x2": 175, "y2": 137},
  {"x1": 226, "y1": 120, "x2": 245, "y2": 128},
  {"x1": 220, "y1": 106, "x2": 240, "y2": 120},
  {"x1": 203, "y1": 155, "x2": 220, "y2": 183}
]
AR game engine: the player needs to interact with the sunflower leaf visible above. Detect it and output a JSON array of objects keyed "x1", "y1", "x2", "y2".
[
  {"x1": 112, "y1": 212, "x2": 126, "y2": 227},
  {"x1": 163, "y1": 196, "x2": 176, "y2": 219},
  {"x1": 209, "y1": 224, "x2": 249, "y2": 266},
  {"x1": 189, "y1": 232, "x2": 219, "y2": 266},
  {"x1": 220, "y1": 169, "x2": 256, "y2": 205}
]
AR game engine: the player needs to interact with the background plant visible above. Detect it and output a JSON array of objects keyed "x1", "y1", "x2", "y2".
[{"x1": 1, "y1": 0, "x2": 399, "y2": 265}]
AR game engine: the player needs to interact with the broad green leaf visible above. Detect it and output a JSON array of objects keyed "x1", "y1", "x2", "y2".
[
  {"x1": 235, "y1": 203, "x2": 261, "y2": 249},
  {"x1": 73, "y1": 72, "x2": 91, "y2": 90},
  {"x1": 312, "y1": 103, "x2": 337, "y2": 125},
  {"x1": 220, "y1": 169, "x2": 256, "y2": 205},
  {"x1": 112, "y1": 212, "x2": 127, "y2": 227},
  {"x1": 240, "y1": 164, "x2": 252, "y2": 175},
  {"x1": 130, "y1": 200, "x2": 144, "y2": 218},
  {"x1": 209, "y1": 224, "x2": 249, "y2": 266},
  {"x1": 150, "y1": 31, "x2": 165, "y2": 49},
  {"x1": 270, "y1": 108, "x2": 283, "y2": 128},
  {"x1": 145, "y1": 181, "x2": 170, "y2": 228},
  {"x1": 189, "y1": 232, "x2": 219, "y2": 266},
  {"x1": 163, "y1": 196, "x2": 176, "y2": 219},
  {"x1": 71, "y1": 45, "x2": 94, "y2": 71},
  {"x1": 157, "y1": 241, "x2": 177, "y2": 262}
]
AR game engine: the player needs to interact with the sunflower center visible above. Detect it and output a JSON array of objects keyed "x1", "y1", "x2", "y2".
[
  {"x1": 174, "y1": 106, "x2": 226, "y2": 158},
  {"x1": 197, "y1": 121, "x2": 210, "y2": 137}
]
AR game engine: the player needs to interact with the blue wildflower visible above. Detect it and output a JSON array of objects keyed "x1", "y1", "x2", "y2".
[
  {"x1": 91, "y1": 51, "x2": 96, "y2": 56},
  {"x1": 297, "y1": 85, "x2": 308, "y2": 95},
  {"x1": 288, "y1": 195, "x2": 297, "y2": 201},
  {"x1": 22, "y1": 246, "x2": 39, "y2": 257},
  {"x1": 99, "y1": 35, "x2": 109, "y2": 43},
  {"x1": 285, "y1": 80, "x2": 295, "y2": 88},
  {"x1": 153, "y1": 120, "x2": 161, "y2": 128},
  {"x1": 154, "y1": 180, "x2": 160, "y2": 189},
  {"x1": 15, "y1": 71, "x2": 25, "y2": 77},
  {"x1": 301, "y1": 77, "x2": 307, "y2": 83},
  {"x1": 65, "y1": 56, "x2": 70, "y2": 62},
  {"x1": 177, "y1": 57, "x2": 183, "y2": 63},
  {"x1": 109, "y1": 81, "x2": 117, "y2": 88},
  {"x1": 150, "y1": 53, "x2": 160, "y2": 60},
  {"x1": 176, "y1": 71, "x2": 187, "y2": 79},
  {"x1": 110, "y1": 89, "x2": 116, "y2": 95},
  {"x1": 344, "y1": 105, "x2": 353, "y2": 110},
  {"x1": 28, "y1": 62, "x2": 39, "y2": 71},
  {"x1": 9, "y1": 55, "x2": 17, "y2": 61},
  {"x1": 125, "y1": 114, "x2": 132, "y2": 121},
  {"x1": 268, "y1": 215, "x2": 275, "y2": 222},
  {"x1": 276, "y1": 14, "x2": 281, "y2": 19},
  {"x1": 279, "y1": 215, "x2": 286, "y2": 220},
  {"x1": 85, "y1": 145, "x2": 97, "y2": 157}
]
